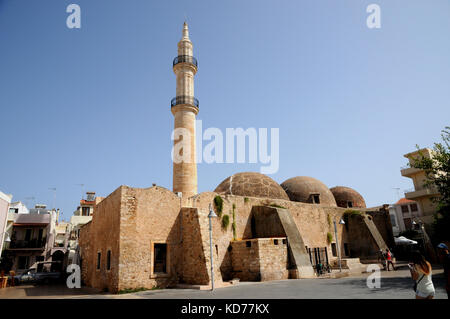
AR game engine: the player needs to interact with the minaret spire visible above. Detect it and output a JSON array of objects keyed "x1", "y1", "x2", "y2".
[
  {"x1": 182, "y1": 21, "x2": 190, "y2": 41},
  {"x1": 171, "y1": 23, "x2": 199, "y2": 198}
]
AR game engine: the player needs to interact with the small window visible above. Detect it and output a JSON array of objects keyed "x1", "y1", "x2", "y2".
[
  {"x1": 273, "y1": 239, "x2": 278, "y2": 245},
  {"x1": 82, "y1": 207, "x2": 90, "y2": 216},
  {"x1": 331, "y1": 243, "x2": 337, "y2": 257},
  {"x1": 97, "y1": 252, "x2": 101, "y2": 270},
  {"x1": 401, "y1": 205, "x2": 409, "y2": 213},
  {"x1": 347, "y1": 201, "x2": 353, "y2": 208},
  {"x1": 312, "y1": 194, "x2": 320, "y2": 204},
  {"x1": 246, "y1": 241, "x2": 251, "y2": 248},
  {"x1": 410, "y1": 204, "x2": 418, "y2": 212},
  {"x1": 106, "y1": 250, "x2": 111, "y2": 270},
  {"x1": 153, "y1": 243, "x2": 167, "y2": 273},
  {"x1": 283, "y1": 239, "x2": 287, "y2": 245}
]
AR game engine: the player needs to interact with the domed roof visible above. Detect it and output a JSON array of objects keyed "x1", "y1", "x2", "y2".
[
  {"x1": 330, "y1": 186, "x2": 366, "y2": 208},
  {"x1": 280, "y1": 176, "x2": 337, "y2": 206},
  {"x1": 214, "y1": 172, "x2": 289, "y2": 200}
]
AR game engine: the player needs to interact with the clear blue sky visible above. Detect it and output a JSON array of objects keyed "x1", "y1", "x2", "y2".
[{"x1": 1, "y1": 0, "x2": 449, "y2": 221}]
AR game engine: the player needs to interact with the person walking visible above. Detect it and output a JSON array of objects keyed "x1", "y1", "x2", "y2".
[
  {"x1": 409, "y1": 251, "x2": 435, "y2": 299},
  {"x1": 378, "y1": 249, "x2": 386, "y2": 270},
  {"x1": 437, "y1": 243, "x2": 450, "y2": 299},
  {"x1": 386, "y1": 248, "x2": 396, "y2": 271}
]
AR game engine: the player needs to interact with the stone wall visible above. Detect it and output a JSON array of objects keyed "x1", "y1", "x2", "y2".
[
  {"x1": 180, "y1": 207, "x2": 210, "y2": 285},
  {"x1": 79, "y1": 187, "x2": 393, "y2": 291},
  {"x1": 367, "y1": 210, "x2": 395, "y2": 249},
  {"x1": 78, "y1": 221, "x2": 91, "y2": 285},
  {"x1": 230, "y1": 238, "x2": 289, "y2": 281},
  {"x1": 189, "y1": 192, "x2": 353, "y2": 271},
  {"x1": 117, "y1": 186, "x2": 182, "y2": 292},
  {"x1": 79, "y1": 186, "x2": 122, "y2": 292}
]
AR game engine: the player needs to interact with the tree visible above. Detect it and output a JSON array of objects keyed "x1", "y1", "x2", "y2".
[{"x1": 409, "y1": 126, "x2": 450, "y2": 242}]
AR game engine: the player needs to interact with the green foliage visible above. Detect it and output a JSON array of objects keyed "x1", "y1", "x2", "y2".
[
  {"x1": 232, "y1": 203, "x2": 236, "y2": 210},
  {"x1": 214, "y1": 195, "x2": 223, "y2": 217},
  {"x1": 222, "y1": 214, "x2": 230, "y2": 230},
  {"x1": 244, "y1": 197, "x2": 249, "y2": 203},
  {"x1": 327, "y1": 232, "x2": 333, "y2": 244},
  {"x1": 409, "y1": 127, "x2": 450, "y2": 242},
  {"x1": 232, "y1": 204, "x2": 237, "y2": 240},
  {"x1": 232, "y1": 222, "x2": 236, "y2": 240},
  {"x1": 327, "y1": 214, "x2": 332, "y2": 227}
]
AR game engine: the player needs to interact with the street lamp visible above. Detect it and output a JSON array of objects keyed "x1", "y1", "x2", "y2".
[
  {"x1": 333, "y1": 217, "x2": 345, "y2": 272},
  {"x1": 208, "y1": 204, "x2": 218, "y2": 291}
]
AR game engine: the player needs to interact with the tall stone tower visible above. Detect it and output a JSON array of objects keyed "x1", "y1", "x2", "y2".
[{"x1": 171, "y1": 22, "x2": 199, "y2": 198}]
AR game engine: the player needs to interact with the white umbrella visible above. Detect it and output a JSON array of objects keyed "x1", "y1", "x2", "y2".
[{"x1": 394, "y1": 236, "x2": 418, "y2": 245}]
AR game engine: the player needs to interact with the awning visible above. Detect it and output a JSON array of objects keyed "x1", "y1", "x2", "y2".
[{"x1": 394, "y1": 236, "x2": 418, "y2": 245}]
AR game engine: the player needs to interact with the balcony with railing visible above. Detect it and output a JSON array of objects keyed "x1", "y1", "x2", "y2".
[
  {"x1": 400, "y1": 165, "x2": 422, "y2": 177},
  {"x1": 171, "y1": 95, "x2": 199, "y2": 108},
  {"x1": 8, "y1": 238, "x2": 46, "y2": 250},
  {"x1": 173, "y1": 55, "x2": 198, "y2": 68},
  {"x1": 404, "y1": 186, "x2": 439, "y2": 200}
]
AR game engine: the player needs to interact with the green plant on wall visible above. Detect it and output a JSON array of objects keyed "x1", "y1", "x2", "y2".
[
  {"x1": 214, "y1": 195, "x2": 223, "y2": 217},
  {"x1": 327, "y1": 214, "x2": 332, "y2": 227},
  {"x1": 232, "y1": 204, "x2": 237, "y2": 240},
  {"x1": 222, "y1": 214, "x2": 230, "y2": 230},
  {"x1": 244, "y1": 197, "x2": 249, "y2": 203},
  {"x1": 327, "y1": 232, "x2": 333, "y2": 244}
]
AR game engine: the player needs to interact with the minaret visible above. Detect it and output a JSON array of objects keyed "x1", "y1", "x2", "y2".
[{"x1": 171, "y1": 22, "x2": 199, "y2": 198}]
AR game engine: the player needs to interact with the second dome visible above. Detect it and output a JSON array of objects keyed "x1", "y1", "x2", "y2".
[{"x1": 281, "y1": 176, "x2": 337, "y2": 206}]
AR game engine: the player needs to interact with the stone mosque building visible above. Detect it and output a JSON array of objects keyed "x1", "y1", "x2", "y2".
[{"x1": 78, "y1": 23, "x2": 394, "y2": 293}]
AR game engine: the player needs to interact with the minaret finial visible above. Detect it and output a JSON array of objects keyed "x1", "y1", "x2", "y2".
[{"x1": 182, "y1": 21, "x2": 190, "y2": 40}]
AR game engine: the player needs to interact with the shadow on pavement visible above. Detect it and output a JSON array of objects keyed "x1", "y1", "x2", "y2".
[
  {"x1": 326, "y1": 272, "x2": 447, "y2": 293},
  {"x1": 0, "y1": 284, "x2": 103, "y2": 298}
]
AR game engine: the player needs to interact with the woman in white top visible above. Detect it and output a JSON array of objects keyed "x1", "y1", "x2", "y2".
[{"x1": 409, "y1": 251, "x2": 435, "y2": 299}]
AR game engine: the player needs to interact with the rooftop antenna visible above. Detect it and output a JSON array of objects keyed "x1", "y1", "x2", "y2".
[
  {"x1": 392, "y1": 188, "x2": 401, "y2": 201},
  {"x1": 48, "y1": 187, "x2": 57, "y2": 211},
  {"x1": 76, "y1": 184, "x2": 85, "y2": 200},
  {"x1": 24, "y1": 196, "x2": 35, "y2": 209}
]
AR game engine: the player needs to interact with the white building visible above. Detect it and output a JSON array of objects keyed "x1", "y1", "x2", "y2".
[
  {"x1": 389, "y1": 198, "x2": 423, "y2": 236},
  {"x1": 0, "y1": 191, "x2": 13, "y2": 258},
  {"x1": 68, "y1": 192, "x2": 99, "y2": 264},
  {"x1": 8, "y1": 201, "x2": 29, "y2": 215}
]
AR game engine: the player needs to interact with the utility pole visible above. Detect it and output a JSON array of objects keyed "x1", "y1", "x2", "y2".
[
  {"x1": 392, "y1": 188, "x2": 401, "y2": 201},
  {"x1": 76, "y1": 184, "x2": 85, "y2": 200},
  {"x1": 48, "y1": 187, "x2": 56, "y2": 210}
]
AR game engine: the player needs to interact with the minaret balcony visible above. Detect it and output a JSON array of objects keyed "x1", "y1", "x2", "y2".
[
  {"x1": 173, "y1": 55, "x2": 198, "y2": 68},
  {"x1": 171, "y1": 95, "x2": 199, "y2": 108}
]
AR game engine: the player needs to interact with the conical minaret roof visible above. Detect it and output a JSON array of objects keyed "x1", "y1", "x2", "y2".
[{"x1": 181, "y1": 21, "x2": 190, "y2": 41}]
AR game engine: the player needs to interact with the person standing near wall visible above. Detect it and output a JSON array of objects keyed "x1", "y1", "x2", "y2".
[
  {"x1": 386, "y1": 248, "x2": 396, "y2": 271},
  {"x1": 409, "y1": 251, "x2": 435, "y2": 299}
]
